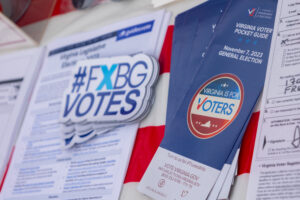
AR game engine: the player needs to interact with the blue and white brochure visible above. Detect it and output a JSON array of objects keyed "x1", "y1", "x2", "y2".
[
  {"x1": 166, "y1": 0, "x2": 228, "y2": 128},
  {"x1": 138, "y1": 0, "x2": 277, "y2": 199}
]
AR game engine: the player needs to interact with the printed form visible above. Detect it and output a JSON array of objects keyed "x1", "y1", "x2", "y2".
[
  {"x1": 247, "y1": 1, "x2": 300, "y2": 199},
  {"x1": 0, "y1": 10, "x2": 170, "y2": 200},
  {"x1": 0, "y1": 48, "x2": 44, "y2": 182}
]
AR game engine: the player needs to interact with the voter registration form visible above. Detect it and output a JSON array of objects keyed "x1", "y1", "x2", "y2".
[{"x1": 247, "y1": 0, "x2": 300, "y2": 199}]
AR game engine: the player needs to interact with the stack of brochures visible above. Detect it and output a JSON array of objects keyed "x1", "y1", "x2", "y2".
[
  {"x1": 0, "y1": 10, "x2": 170, "y2": 200},
  {"x1": 139, "y1": 0, "x2": 278, "y2": 199}
]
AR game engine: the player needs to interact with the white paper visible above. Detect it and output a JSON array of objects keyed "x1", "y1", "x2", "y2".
[
  {"x1": 218, "y1": 149, "x2": 239, "y2": 200},
  {"x1": 138, "y1": 147, "x2": 219, "y2": 200},
  {"x1": 0, "y1": 48, "x2": 45, "y2": 181},
  {"x1": 207, "y1": 164, "x2": 231, "y2": 200},
  {"x1": 0, "y1": 10, "x2": 170, "y2": 200},
  {"x1": 207, "y1": 149, "x2": 240, "y2": 200},
  {"x1": 0, "y1": 13, "x2": 36, "y2": 54},
  {"x1": 247, "y1": 1, "x2": 300, "y2": 199}
]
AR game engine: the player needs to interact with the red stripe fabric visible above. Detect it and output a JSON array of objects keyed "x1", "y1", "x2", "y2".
[
  {"x1": 124, "y1": 126, "x2": 165, "y2": 183},
  {"x1": 158, "y1": 26, "x2": 173, "y2": 74},
  {"x1": 0, "y1": 147, "x2": 15, "y2": 192},
  {"x1": 238, "y1": 112, "x2": 260, "y2": 175},
  {"x1": 124, "y1": 26, "x2": 173, "y2": 183},
  {"x1": 52, "y1": 0, "x2": 76, "y2": 17}
]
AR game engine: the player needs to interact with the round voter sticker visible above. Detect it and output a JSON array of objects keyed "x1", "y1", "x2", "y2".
[{"x1": 187, "y1": 74, "x2": 244, "y2": 139}]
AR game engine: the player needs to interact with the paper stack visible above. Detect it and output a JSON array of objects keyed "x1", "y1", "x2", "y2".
[{"x1": 138, "y1": 0, "x2": 278, "y2": 199}]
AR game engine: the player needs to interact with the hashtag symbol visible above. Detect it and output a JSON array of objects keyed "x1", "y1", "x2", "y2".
[{"x1": 72, "y1": 66, "x2": 87, "y2": 93}]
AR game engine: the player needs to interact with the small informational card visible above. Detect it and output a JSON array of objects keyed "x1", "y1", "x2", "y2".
[
  {"x1": 138, "y1": 0, "x2": 278, "y2": 199},
  {"x1": 246, "y1": 0, "x2": 300, "y2": 199},
  {"x1": 0, "y1": 13, "x2": 36, "y2": 54}
]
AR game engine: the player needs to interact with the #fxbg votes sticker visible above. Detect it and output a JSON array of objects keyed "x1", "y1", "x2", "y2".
[
  {"x1": 60, "y1": 54, "x2": 159, "y2": 148},
  {"x1": 187, "y1": 74, "x2": 244, "y2": 139}
]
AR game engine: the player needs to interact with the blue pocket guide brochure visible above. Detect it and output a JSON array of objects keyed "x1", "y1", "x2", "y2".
[
  {"x1": 167, "y1": 2, "x2": 244, "y2": 198},
  {"x1": 138, "y1": 0, "x2": 277, "y2": 199},
  {"x1": 166, "y1": 0, "x2": 227, "y2": 122}
]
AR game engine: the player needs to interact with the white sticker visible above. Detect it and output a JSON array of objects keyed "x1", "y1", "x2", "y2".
[
  {"x1": 60, "y1": 54, "x2": 159, "y2": 148},
  {"x1": 60, "y1": 54, "x2": 159, "y2": 124}
]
